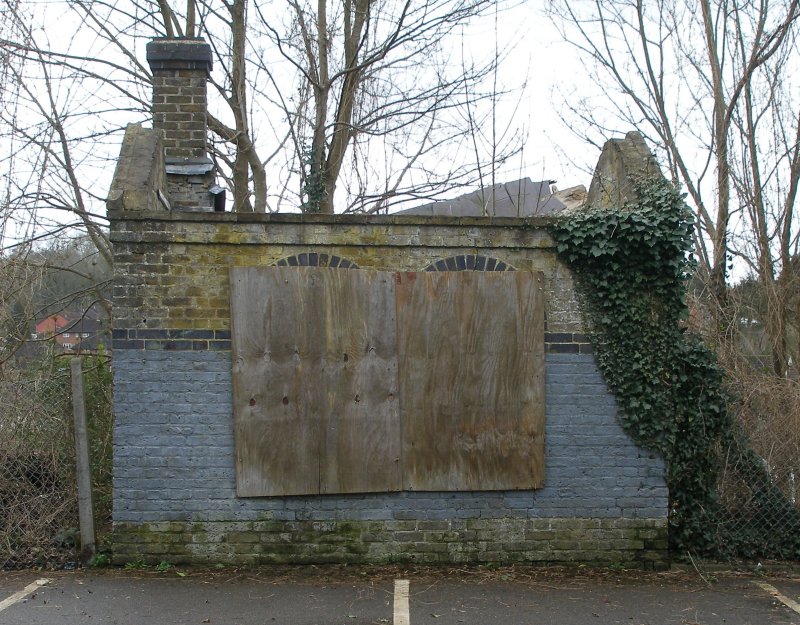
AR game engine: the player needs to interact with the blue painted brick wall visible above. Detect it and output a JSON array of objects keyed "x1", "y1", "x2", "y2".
[{"x1": 112, "y1": 350, "x2": 668, "y2": 524}]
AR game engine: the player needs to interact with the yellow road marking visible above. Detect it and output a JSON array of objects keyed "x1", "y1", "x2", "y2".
[
  {"x1": 394, "y1": 579, "x2": 410, "y2": 625},
  {"x1": 0, "y1": 578, "x2": 50, "y2": 613},
  {"x1": 754, "y1": 581, "x2": 800, "y2": 615}
]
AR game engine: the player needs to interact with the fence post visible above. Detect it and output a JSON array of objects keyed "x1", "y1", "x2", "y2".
[{"x1": 71, "y1": 357, "x2": 96, "y2": 564}]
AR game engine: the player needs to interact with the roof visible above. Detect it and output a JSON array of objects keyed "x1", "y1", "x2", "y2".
[
  {"x1": 35, "y1": 315, "x2": 69, "y2": 334},
  {"x1": 394, "y1": 178, "x2": 583, "y2": 218},
  {"x1": 33, "y1": 305, "x2": 107, "y2": 335}
]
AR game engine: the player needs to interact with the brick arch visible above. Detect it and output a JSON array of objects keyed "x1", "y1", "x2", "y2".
[
  {"x1": 273, "y1": 253, "x2": 359, "y2": 269},
  {"x1": 424, "y1": 254, "x2": 516, "y2": 272}
]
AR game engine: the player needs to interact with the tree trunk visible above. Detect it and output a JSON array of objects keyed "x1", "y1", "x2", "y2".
[{"x1": 230, "y1": 0, "x2": 254, "y2": 212}]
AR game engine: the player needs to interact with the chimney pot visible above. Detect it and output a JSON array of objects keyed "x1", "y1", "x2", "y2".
[{"x1": 146, "y1": 38, "x2": 213, "y2": 75}]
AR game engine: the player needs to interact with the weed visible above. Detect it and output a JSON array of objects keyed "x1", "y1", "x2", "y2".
[
  {"x1": 89, "y1": 552, "x2": 111, "y2": 568},
  {"x1": 124, "y1": 557, "x2": 146, "y2": 570}
]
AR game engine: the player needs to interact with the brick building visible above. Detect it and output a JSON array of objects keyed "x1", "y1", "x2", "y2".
[{"x1": 106, "y1": 38, "x2": 669, "y2": 567}]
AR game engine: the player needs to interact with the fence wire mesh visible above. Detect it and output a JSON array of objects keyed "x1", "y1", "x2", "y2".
[
  {"x1": 1, "y1": 354, "x2": 112, "y2": 569},
  {"x1": 712, "y1": 371, "x2": 800, "y2": 560}
]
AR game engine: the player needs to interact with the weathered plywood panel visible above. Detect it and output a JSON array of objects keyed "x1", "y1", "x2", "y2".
[
  {"x1": 230, "y1": 267, "x2": 319, "y2": 497},
  {"x1": 396, "y1": 271, "x2": 545, "y2": 491},
  {"x1": 317, "y1": 269, "x2": 401, "y2": 495},
  {"x1": 230, "y1": 266, "x2": 400, "y2": 497}
]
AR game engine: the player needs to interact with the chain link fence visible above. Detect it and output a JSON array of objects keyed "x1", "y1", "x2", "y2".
[
  {"x1": 1, "y1": 353, "x2": 112, "y2": 569},
  {"x1": 712, "y1": 370, "x2": 800, "y2": 560}
]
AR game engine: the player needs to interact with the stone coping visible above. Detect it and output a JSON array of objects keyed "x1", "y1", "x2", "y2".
[{"x1": 107, "y1": 209, "x2": 562, "y2": 230}]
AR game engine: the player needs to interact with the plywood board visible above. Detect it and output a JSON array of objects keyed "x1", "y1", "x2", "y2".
[
  {"x1": 316, "y1": 269, "x2": 401, "y2": 495},
  {"x1": 230, "y1": 266, "x2": 400, "y2": 497},
  {"x1": 396, "y1": 271, "x2": 545, "y2": 491}
]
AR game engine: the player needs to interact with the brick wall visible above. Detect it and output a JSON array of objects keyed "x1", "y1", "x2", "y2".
[{"x1": 108, "y1": 210, "x2": 669, "y2": 567}]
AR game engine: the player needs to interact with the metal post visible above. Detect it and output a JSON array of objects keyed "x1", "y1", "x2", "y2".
[{"x1": 71, "y1": 357, "x2": 96, "y2": 563}]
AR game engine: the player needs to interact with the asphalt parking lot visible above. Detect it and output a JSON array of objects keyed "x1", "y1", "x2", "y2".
[{"x1": 1, "y1": 565, "x2": 798, "y2": 625}]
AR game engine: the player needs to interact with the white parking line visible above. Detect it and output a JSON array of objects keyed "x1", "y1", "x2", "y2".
[
  {"x1": 754, "y1": 581, "x2": 800, "y2": 615},
  {"x1": 394, "y1": 579, "x2": 410, "y2": 625},
  {"x1": 0, "y1": 578, "x2": 50, "y2": 614}
]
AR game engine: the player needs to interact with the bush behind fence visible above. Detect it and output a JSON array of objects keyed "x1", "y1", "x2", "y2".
[
  {"x1": 713, "y1": 370, "x2": 800, "y2": 560},
  {"x1": 1, "y1": 353, "x2": 112, "y2": 569}
]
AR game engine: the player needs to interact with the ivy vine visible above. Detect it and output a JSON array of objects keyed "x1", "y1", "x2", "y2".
[
  {"x1": 300, "y1": 143, "x2": 325, "y2": 213},
  {"x1": 549, "y1": 180, "x2": 800, "y2": 557}
]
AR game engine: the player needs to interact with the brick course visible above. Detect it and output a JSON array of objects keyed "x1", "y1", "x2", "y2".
[
  {"x1": 113, "y1": 518, "x2": 667, "y2": 566},
  {"x1": 113, "y1": 350, "x2": 666, "y2": 522},
  {"x1": 110, "y1": 212, "x2": 581, "y2": 333}
]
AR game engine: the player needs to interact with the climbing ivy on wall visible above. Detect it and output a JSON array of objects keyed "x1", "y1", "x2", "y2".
[
  {"x1": 300, "y1": 144, "x2": 325, "y2": 213},
  {"x1": 549, "y1": 180, "x2": 800, "y2": 557}
]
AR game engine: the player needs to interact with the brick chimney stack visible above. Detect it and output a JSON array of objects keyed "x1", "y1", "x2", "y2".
[{"x1": 146, "y1": 38, "x2": 218, "y2": 211}]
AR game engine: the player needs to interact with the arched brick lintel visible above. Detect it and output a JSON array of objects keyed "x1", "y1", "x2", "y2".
[
  {"x1": 424, "y1": 254, "x2": 516, "y2": 272},
  {"x1": 273, "y1": 253, "x2": 359, "y2": 269}
]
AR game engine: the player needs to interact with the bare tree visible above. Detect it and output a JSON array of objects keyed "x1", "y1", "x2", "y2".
[
  {"x1": 0, "y1": 0, "x2": 150, "y2": 254},
  {"x1": 2, "y1": 0, "x2": 523, "y2": 221},
  {"x1": 243, "y1": 0, "x2": 523, "y2": 213},
  {"x1": 548, "y1": 0, "x2": 800, "y2": 375},
  {"x1": 0, "y1": 0, "x2": 142, "y2": 351}
]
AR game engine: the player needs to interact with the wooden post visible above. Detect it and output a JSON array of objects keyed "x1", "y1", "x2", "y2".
[{"x1": 71, "y1": 357, "x2": 96, "y2": 563}]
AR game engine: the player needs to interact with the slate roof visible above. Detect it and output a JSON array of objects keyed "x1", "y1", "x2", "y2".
[{"x1": 394, "y1": 178, "x2": 569, "y2": 218}]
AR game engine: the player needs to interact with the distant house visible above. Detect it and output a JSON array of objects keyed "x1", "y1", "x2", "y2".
[
  {"x1": 29, "y1": 305, "x2": 109, "y2": 353},
  {"x1": 394, "y1": 178, "x2": 587, "y2": 218},
  {"x1": 31, "y1": 314, "x2": 69, "y2": 343}
]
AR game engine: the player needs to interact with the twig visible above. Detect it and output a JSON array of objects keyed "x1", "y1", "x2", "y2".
[{"x1": 687, "y1": 551, "x2": 713, "y2": 587}]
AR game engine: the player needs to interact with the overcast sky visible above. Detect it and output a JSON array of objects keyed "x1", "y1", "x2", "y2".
[
  {"x1": 1, "y1": 0, "x2": 606, "y2": 244},
  {"x1": 457, "y1": 3, "x2": 598, "y2": 193}
]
